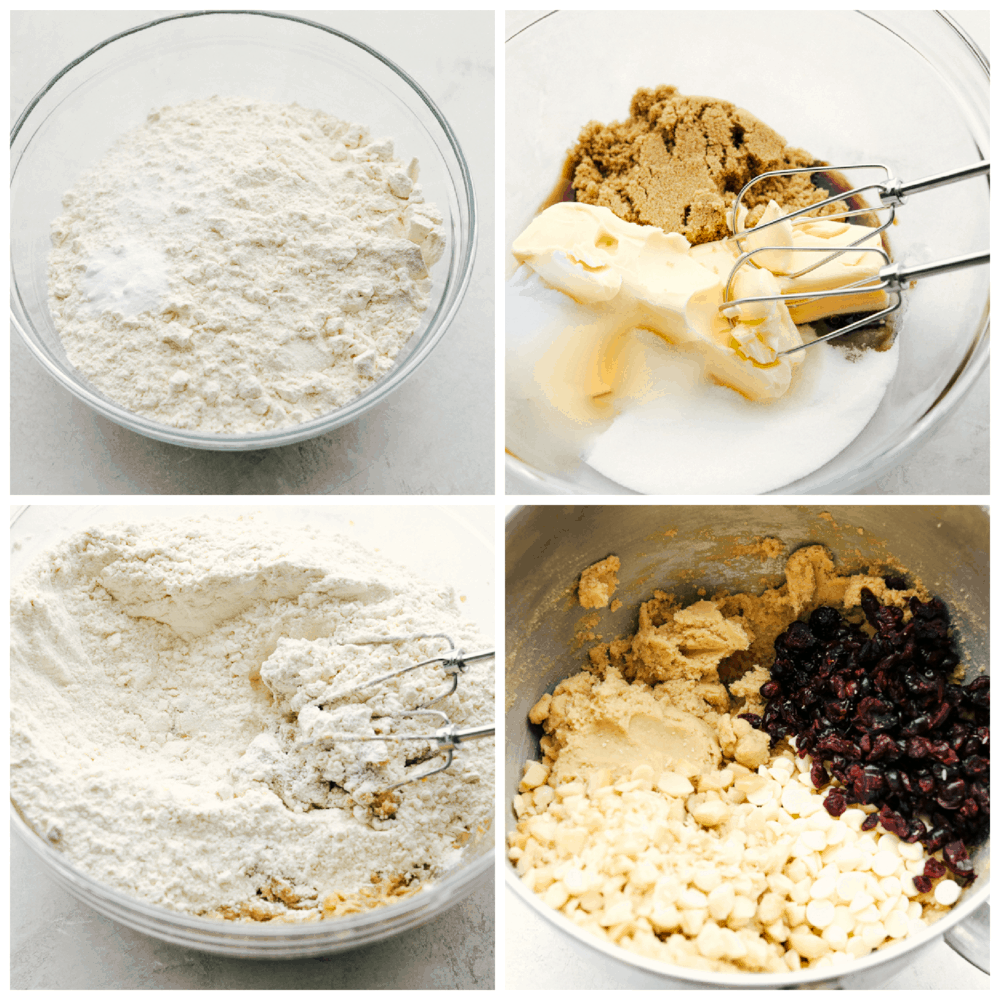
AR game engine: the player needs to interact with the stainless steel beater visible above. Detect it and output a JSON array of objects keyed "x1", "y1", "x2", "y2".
[
  {"x1": 719, "y1": 160, "x2": 990, "y2": 356},
  {"x1": 299, "y1": 634, "x2": 495, "y2": 790}
]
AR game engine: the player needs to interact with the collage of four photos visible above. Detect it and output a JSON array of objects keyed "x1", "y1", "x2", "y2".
[{"x1": 10, "y1": 9, "x2": 989, "y2": 991}]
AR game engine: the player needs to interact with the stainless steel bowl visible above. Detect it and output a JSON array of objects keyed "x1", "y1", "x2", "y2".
[{"x1": 505, "y1": 505, "x2": 988, "y2": 988}]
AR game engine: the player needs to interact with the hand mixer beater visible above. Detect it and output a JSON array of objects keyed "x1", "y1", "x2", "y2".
[
  {"x1": 718, "y1": 160, "x2": 990, "y2": 356},
  {"x1": 298, "y1": 634, "x2": 495, "y2": 791}
]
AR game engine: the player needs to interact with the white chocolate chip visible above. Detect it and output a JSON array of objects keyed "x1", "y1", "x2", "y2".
[{"x1": 934, "y1": 880, "x2": 961, "y2": 906}]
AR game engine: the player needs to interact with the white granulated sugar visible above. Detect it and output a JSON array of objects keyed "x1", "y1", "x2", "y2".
[
  {"x1": 47, "y1": 97, "x2": 446, "y2": 434},
  {"x1": 10, "y1": 515, "x2": 492, "y2": 921}
]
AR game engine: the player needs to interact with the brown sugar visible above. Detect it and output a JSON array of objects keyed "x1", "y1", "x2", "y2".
[{"x1": 571, "y1": 85, "x2": 847, "y2": 244}]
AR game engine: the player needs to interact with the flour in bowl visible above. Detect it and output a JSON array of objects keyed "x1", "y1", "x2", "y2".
[
  {"x1": 47, "y1": 97, "x2": 446, "y2": 434},
  {"x1": 10, "y1": 514, "x2": 493, "y2": 921}
]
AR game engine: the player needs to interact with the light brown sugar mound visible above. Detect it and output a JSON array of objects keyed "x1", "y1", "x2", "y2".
[{"x1": 571, "y1": 85, "x2": 848, "y2": 244}]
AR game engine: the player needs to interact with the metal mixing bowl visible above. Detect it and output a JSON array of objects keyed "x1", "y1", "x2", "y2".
[
  {"x1": 10, "y1": 11, "x2": 476, "y2": 451},
  {"x1": 506, "y1": 505, "x2": 988, "y2": 988}
]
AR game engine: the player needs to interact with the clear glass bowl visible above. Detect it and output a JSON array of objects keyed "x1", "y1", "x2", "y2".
[
  {"x1": 11, "y1": 11, "x2": 477, "y2": 451},
  {"x1": 10, "y1": 504, "x2": 494, "y2": 959},
  {"x1": 504, "y1": 11, "x2": 989, "y2": 494}
]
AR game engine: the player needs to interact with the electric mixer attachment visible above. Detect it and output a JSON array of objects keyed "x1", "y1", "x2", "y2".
[
  {"x1": 296, "y1": 634, "x2": 495, "y2": 791},
  {"x1": 718, "y1": 161, "x2": 990, "y2": 356}
]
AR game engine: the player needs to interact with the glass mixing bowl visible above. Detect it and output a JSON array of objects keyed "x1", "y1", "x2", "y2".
[
  {"x1": 505, "y1": 11, "x2": 989, "y2": 494},
  {"x1": 505, "y1": 504, "x2": 989, "y2": 987},
  {"x1": 10, "y1": 504, "x2": 494, "y2": 959},
  {"x1": 11, "y1": 11, "x2": 477, "y2": 451}
]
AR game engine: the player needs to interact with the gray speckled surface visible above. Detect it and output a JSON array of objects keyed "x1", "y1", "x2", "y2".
[
  {"x1": 11, "y1": 10, "x2": 495, "y2": 496},
  {"x1": 11, "y1": 833, "x2": 493, "y2": 989}
]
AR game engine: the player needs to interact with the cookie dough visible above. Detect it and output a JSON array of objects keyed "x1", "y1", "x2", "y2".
[
  {"x1": 529, "y1": 670, "x2": 722, "y2": 785},
  {"x1": 571, "y1": 86, "x2": 848, "y2": 244},
  {"x1": 578, "y1": 555, "x2": 621, "y2": 609},
  {"x1": 538, "y1": 543, "x2": 927, "y2": 786}
]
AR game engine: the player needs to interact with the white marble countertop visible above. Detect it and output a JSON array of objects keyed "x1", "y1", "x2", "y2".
[
  {"x1": 503, "y1": 10, "x2": 988, "y2": 498},
  {"x1": 11, "y1": 10, "x2": 495, "y2": 495}
]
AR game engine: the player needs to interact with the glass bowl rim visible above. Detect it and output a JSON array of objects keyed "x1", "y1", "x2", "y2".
[
  {"x1": 10, "y1": 9, "x2": 478, "y2": 452},
  {"x1": 11, "y1": 800, "x2": 494, "y2": 943}
]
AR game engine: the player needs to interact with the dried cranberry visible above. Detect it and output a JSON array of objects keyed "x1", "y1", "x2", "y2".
[
  {"x1": 824, "y1": 791, "x2": 847, "y2": 816},
  {"x1": 815, "y1": 734, "x2": 860, "y2": 758},
  {"x1": 854, "y1": 767, "x2": 887, "y2": 804},
  {"x1": 783, "y1": 621, "x2": 817, "y2": 650},
  {"x1": 927, "y1": 702, "x2": 952, "y2": 731},
  {"x1": 810, "y1": 605, "x2": 843, "y2": 637},
  {"x1": 907, "y1": 736, "x2": 934, "y2": 759},
  {"x1": 942, "y1": 841, "x2": 975, "y2": 879},
  {"x1": 943, "y1": 840, "x2": 969, "y2": 864},
  {"x1": 924, "y1": 826, "x2": 950, "y2": 852},
  {"x1": 867, "y1": 734, "x2": 901, "y2": 761},
  {"x1": 856, "y1": 697, "x2": 898, "y2": 731},
  {"x1": 861, "y1": 813, "x2": 879, "y2": 831},
  {"x1": 756, "y1": 592, "x2": 987, "y2": 871},
  {"x1": 970, "y1": 781, "x2": 989, "y2": 809},
  {"x1": 917, "y1": 774, "x2": 936, "y2": 795},
  {"x1": 860, "y1": 588, "x2": 881, "y2": 627},
  {"x1": 923, "y1": 857, "x2": 947, "y2": 879},
  {"x1": 936, "y1": 779, "x2": 967, "y2": 810},
  {"x1": 958, "y1": 800, "x2": 980, "y2": 823},
  {"x1": 928, "y1": 740, "x2": 959, "y2": 766},
  {"x1": 912, "y1": 875, "x2": 933, "y2": 894},
  {"x1": 884, "y1": 768, "x2": 904, "y2": 794}
]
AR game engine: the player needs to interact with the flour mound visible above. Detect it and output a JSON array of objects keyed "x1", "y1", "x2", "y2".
[
  {"x1": 10, "y1": 516, "x2": 492, "y2": 921},
  {"x1": 47, "y1": 97, "x2": 446, "y2": 434}
]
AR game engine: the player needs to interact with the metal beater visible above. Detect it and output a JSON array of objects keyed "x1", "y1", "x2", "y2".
[
  {"x1": 719, "y1": 160, "x2": 990, "y2": 356},
  {"x1": 298, "y1": 634, "x2": 495, "y2": 790}
]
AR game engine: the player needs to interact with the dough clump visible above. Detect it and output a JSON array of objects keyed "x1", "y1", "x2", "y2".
[{"x1": 578, "y1": 555, "x2": 621, "y2": 609}]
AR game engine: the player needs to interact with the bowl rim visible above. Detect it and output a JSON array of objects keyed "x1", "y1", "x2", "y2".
[
  {"x1": 10, "y1": 9, "x2": 478, "y2": 452},
  {"x1": 11, "y1": 799, "x2": 494, "y2": 946},
  {"x1": 502, "y1": 9, "x2": 989, "y2": 496}
]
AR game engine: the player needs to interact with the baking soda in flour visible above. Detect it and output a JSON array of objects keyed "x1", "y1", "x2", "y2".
[
  {"x1": 10, "y1": 514, "x2": 492, "y2": 920},
  {"x1": 47, "y1": 97, "x2": 446, "y2": 434}
]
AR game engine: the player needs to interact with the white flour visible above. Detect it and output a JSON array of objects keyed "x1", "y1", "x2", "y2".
[
  {"x1": 10, "y1": 515, "x2": 492, "y2": 921},
  {"x1": 47, "y1": 97, "x2": 446, "y2": 434}
]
